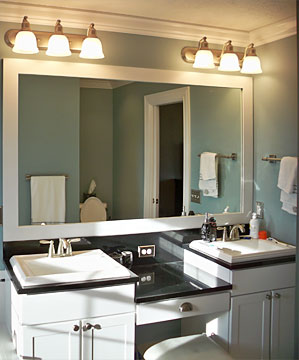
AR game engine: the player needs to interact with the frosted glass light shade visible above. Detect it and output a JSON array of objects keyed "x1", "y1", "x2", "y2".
[
  {"x1": 193, "y1": 50, "x2": 215, "y2": 69},
  {"x1": 80, "y1": 37, "x2": 104, "y2": 59},
  {"x1": 46, "y1": 34, "x2": 71, "y2": 57},
  {"x1": 241, "y1": 56, "x2": 262, "y2": 74},
  {"x1": 12, "y1": 30, "x2": 39, "y2": 54},
  {"x1": 218, "y1": 53, "x2": 240, "y2": 71}
]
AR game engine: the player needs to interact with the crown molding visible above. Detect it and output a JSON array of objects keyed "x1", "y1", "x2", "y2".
[
  {"x1": 250, "y1": 16, "x2": 296, "y2": 46},
  {"x1": 0, "y1": 1, "x2": 296, "y2": 48}
]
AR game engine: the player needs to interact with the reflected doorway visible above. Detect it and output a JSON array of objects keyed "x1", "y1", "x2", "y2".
[{"x1": 159, "y1": 103, "x2": 183, "y2": 217}]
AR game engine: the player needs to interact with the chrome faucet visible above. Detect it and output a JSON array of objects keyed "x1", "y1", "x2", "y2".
[
  {"x1": 229, "y1": 224, "x2": 245, "y2": 241},
  {"x1": 57, "y1": 238, "x2": 81, "y2": 257}
]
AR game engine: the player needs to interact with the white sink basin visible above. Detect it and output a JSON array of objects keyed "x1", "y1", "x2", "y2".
[
  {"x1": 189, "y1": 238, "x2": 296, "y2": 264},
  {"x1": 10, "y1": 249, "x2": 131, "y2": 287}
]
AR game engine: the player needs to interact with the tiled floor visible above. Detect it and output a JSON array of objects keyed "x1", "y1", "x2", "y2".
[{"x1": 0, "y1": 326, "x2": 18, "y2": 360}]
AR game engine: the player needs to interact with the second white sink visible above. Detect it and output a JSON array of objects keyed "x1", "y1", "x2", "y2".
[
  {"x1": 10, "y1": 249, "x2": 131, "y2": 287},
  {"x1": 189, "y1": 238, "x2": 296, "y2": 263}
]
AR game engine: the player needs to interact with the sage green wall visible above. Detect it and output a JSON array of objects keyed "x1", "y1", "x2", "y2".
[
  {"x1": 190, "y1": 86, "x2": 241, "y2": 214},
  {"x1": 254, "y1": 36, "x2": 297, "y2": 245},
  {"x1": 80, "y1": 88, "x2": 113, "y2": 219},
  {"x1": 18, "y1": 75, "x2": 80, "y2": 224}
]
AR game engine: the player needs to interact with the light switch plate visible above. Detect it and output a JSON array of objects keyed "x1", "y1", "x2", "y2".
[
  {"x1": 256, "y1": 201, "x2": 264, "y2": 219},
  {"x1": 191, "y1": 189, "x2": 201, "y2": 204}
]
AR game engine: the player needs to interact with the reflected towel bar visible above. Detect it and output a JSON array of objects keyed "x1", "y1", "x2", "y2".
[
  {"x1": 262, "y1": 155, "x2": 298, "y2": 163},
  {"x1": 26, "y1": 174, "x2": 69, "y2": 180},
  {"x1": 197, "y1": 152, "x2": 237, "y2": 160}
]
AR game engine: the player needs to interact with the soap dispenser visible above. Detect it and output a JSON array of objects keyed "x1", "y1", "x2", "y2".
[{"x1": 250, "y1": 212, "x2": 259, "y2": 239}]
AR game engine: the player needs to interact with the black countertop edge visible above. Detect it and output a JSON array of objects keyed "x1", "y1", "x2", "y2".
[
  {"x1": 135, "y1": 284, "x2": 232, "y2": 304},
  {"x1": 184, "y1": 245, "x2": 296, "y2": 270},
  {"x1": 4, "y1": 261, "x2": 138, "y2": 295}
]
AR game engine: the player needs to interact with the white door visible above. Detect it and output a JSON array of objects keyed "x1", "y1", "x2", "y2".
[
  {"x1": 271, "y1": 287, "x2": 295, "y2": 360},
  {"x1": 82, "y1": 313, "x2": 135, "y2": 360},
  {"x1": 22, "y1": 320, "x2": 81, "y2": 360},
  {"x1": 230, "y1": 291, "x2": 271, "y2": 359}
]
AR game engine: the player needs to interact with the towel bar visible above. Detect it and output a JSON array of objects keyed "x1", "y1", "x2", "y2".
[
  {"x1": 197, "y1": 152, "x2": 237, "y2": 160},
  {"x1": 26, "y1": 174, "x2": 69, "y2": 180}
]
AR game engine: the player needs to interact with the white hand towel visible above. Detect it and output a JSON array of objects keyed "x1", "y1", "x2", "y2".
[
  {"x1": 31, "y1": 176, "x2": 66, "y2": 224},
  {"x1": 199, "y1": 153, "x2": 218, "y2": 198},
  {"x1": 277, "y1": 156, "x2": 297, "y2": 194},
  {"x1": 200, "y1": 152, "x2": 217, "y2": 180}
]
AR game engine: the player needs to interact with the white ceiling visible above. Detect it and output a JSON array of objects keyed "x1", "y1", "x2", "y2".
[{"x1": 0, "y1": 0, "x2": 297, "y2": 46}]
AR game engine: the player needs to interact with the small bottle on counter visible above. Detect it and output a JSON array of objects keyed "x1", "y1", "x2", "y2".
[
  {"x1": 209, "y1": 216, "x2": 217, "y2": 242},
  {"x1": 250, "y1": 212, "x2": 259, "y2": 239},
  {"x1": 201, "y1": 212, "x2": 211, "y2": 241}
]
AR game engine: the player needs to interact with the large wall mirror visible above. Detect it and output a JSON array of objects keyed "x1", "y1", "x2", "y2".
[{"x1": 3, "y1": 58, "x2": 253, "y2": 241}]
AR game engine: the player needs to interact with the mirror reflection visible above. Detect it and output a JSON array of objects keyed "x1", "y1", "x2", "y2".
[{"x1": 18, "y1": 74, "x2": 241, "y2": 225}]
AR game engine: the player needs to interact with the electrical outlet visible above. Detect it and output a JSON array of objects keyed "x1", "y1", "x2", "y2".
[
  {"x1": 191, "y1": 189, "x2": 201, "y2": 204},
  {"x1": 256, "y1": 201, "x2": 264, "y2": 219},
  {"x1": 138, "y1": 245, "x2": 156, "y2": 258},
  {"x1": 139, "y1": 272, "x2": 155, "y2": 285}
]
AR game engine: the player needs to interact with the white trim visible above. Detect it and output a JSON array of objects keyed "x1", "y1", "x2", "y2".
[
  {"x1": 250, "y1": 16, "x2": 297, "y2": 46},
  {"x1": 0, "y1": 2, "x2": 295, "y2": 46},
  {"x1": 144, "y1": 87, "x2": 191, "y2": 218},
  {"x1": 2, "y1": 58, "x2": 253, "y2": 241}
]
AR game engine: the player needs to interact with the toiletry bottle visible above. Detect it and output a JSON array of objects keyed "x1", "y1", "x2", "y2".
[
  {"x1": 209, "y1": 216, "x2": 217, "y2": 242},
  {"x1": 201, "y1": 213, "x2": 211, "y2": 241},
  {"x1": 250, "y1": 212, "x2": 259, "y2": 239}
]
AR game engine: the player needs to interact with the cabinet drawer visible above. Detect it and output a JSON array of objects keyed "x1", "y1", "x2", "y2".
[
  {"x1": 136, "y1": 291, "x2": 230, "y2": 325},
  {"x1": 12, "y1": 283, "x2": 135, "y2": 325}
]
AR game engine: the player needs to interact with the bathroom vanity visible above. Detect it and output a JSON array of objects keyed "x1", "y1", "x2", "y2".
[{"x1": 3, "y1": 231, "x2": 296, "y2": 360}]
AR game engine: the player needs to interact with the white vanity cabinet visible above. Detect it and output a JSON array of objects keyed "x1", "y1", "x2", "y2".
[
  {"x1": 230, "y1": 287, "x2": 295, "y2": 359},
  {"x1": 9, "y1": 280, "x2": 136, "y2": 360},
  {"x1": 184, "y1": 250, "x2": 296, "y2": 360}
]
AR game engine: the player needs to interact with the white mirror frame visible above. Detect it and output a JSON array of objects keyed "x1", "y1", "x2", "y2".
[{"x1": 3, "y1": 58, "x2": 253, "y2": 242}]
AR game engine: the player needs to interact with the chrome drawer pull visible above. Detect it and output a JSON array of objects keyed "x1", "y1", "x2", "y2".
[{"x1": 179, "y1": 302, "x2": 193, "y2": 312}]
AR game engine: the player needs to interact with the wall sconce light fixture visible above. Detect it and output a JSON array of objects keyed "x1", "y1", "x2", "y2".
[
  {"x1": 5, "y1": 16, "x2": 105, "y2": 60},
  {"x1": 46, "y1": 20, "x2": 71, "y2": 57},
  {"x1": 80, "y1": 23, "x2": 104, "y2": 59},
  {"x1": 193, "y1": 37, "x2": 215, "y2": 69},
  {"x1": 12, "y1": 16, "x2": 39, "y2": 54},
  {"x1": 181, "y1": 38, "x2": 262, "y2": 75},
  {"x1": 241, "y1": 43, "x2": 262, "y2": 74},
  {"x1": 218, "y1": 40, "x2": 240, "y2": 71}
]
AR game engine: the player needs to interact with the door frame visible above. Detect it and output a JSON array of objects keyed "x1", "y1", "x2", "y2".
[{"x1": 144, "y1": 87, "x2": 191, "y2": 218}]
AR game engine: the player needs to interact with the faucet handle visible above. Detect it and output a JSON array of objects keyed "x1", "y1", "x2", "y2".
[
  {"x1": 40, "y1": 239, "x2": 56, "y2": 257},
  {"x1": 65, "y1": 238, "x2": 81, "y2": 256}
]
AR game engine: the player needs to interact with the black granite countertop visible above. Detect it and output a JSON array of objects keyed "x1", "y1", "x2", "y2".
[{"x1": 3, "y1": 229, "x2": 232, "y2": 301}]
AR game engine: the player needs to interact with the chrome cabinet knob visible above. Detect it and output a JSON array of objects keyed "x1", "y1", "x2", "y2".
[
  {"x1": 274, "y1": 293, "x2": 281, "y2": 299},
  {"x1": 266, "y1": 294, "x2": 272, "y2": 300},
  {"x1": 83, "y1": 323, "x2": 92, "y2": 332},
  {"x1": 179, "y1": 302, "x2": 193, "y2": 312},
  {"x1": 73, "y1": 324, "x2": 80, "y2": 332}
]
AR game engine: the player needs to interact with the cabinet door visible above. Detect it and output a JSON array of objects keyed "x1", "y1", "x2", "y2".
[
  {"x1": 82, "y1": 313, "x2": 135, "y2": 360},
  {"x1": 22, "y1": 320, "x2": 81, "y2": 360},
  {"x1": 230, "y1": 291, "x2": 271, "y2": 359},
  {"x1": 271, "y1": 287, "x2": 295, "y2": 360}
]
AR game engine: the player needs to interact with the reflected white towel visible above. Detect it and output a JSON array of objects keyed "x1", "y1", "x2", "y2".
[
  {"x1": 281, "y1": 202, "x2": 297, "y2": 215},
  {"x1": 277, "y1": 156, "x2": 297, "y2": 194},
  {"x1": 199, "y1": 153, "x2": 218, "y2": 198},
  {"x1": 31, "y1": 176, "x2": 66, "y2": 224}
]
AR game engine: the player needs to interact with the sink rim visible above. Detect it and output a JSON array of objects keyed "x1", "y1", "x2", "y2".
[
  {"x1": 10, "y1": 249, "x2": 131, "y2": 288},
  {"x1": 189, "y1": 238, "x2": 296, "y2": 264}
]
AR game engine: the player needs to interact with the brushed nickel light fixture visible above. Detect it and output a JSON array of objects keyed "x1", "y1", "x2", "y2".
[
  {"x1": 181, "y1": 38, "x2": 262, "y2": 74},
  {"x1": 5, "y1": 16, "x2": 105, "y2": 60}
]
